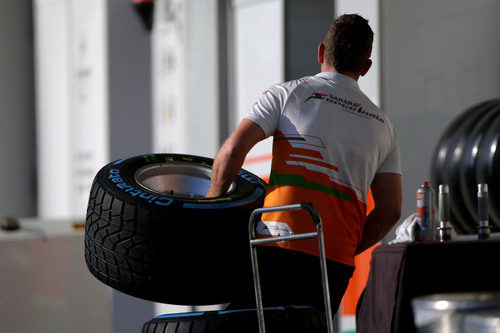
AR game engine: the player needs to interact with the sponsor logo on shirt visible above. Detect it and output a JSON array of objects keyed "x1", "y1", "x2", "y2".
[
  {"x1": 304, "y1": 92, "x2": 329, "y2": 102},
  {"x1": 304, "y1": 92, "x2": 384, "y2": 123},
  {"x1": 256, "y1": 221, "x2": 294, "y2": 237}
]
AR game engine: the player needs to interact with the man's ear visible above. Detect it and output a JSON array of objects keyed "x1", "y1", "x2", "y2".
[
  {"x1": 360, "y1": 59, "x2": 372, "y2": 77},
  {"x1": 318, "y1": 43, "x2": 325, "y2": 64}
]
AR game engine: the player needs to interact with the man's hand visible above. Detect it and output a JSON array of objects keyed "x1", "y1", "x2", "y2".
[
  {"x1": 206, "y1": 119, "x2": 266, "y2": 198},
  {"x1": 356, "y1": 173, "x2": 402, "y2": 254}
]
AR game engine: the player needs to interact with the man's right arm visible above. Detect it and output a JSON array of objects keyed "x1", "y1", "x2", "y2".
[
  {"x1": 355, "y1": 173, "x2": 402, "y2": 254},
  {"x1": 206, "y1": 119, "x2": 265, "y2": 198}
]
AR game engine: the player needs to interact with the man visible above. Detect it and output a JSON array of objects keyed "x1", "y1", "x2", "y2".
[{"x1": 207, "y1": 14, "x2": 402, "y2": 313}]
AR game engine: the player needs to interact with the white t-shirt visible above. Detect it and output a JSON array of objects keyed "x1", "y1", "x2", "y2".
[{"x1": 246, "y1": 71, "x2": 401, "y2": 266}]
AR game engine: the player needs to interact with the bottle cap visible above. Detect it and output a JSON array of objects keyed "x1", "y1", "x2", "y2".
[
  {"x1": 423, "y1": 181, "x2": 431, "y2": 186},
  {"x1": 439, "y1": 184, "x2": 449, "y2": 194},
  {"x1": 478, "y1": 184, "x2": 488, "y2": 193}
]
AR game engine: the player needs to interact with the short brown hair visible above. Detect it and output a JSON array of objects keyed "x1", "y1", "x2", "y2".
[{"x1": 324, "y1": 14, "x2": 374, "y2": 73}]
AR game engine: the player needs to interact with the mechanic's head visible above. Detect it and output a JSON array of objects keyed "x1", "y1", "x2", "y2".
[{"x1": 319, "y1": 14, "x2": 374, "y2": 78}]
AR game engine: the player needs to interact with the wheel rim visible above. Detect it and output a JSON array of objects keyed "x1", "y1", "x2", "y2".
[{"x1": 134, "y1": 163, "x2": 235, "y2": 198}]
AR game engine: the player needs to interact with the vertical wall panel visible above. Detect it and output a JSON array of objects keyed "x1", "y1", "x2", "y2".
[
  {"x1": 152, "y1": 0, "x2": 219, "y2": 158},
  {"x1": 35, "y1": 0, "x2": 108, "y2": 219},
  {"x1": 0, "y1": 0, "x2": 36, "y2": 218},
  {"x1": 34, "y1": 0, "x2": 72, "y2": 218},
  {"x1": 108, "y1": 0, "x2": 152, "y2": 160},
  {"x1": 71, "y1": 0, "x2": 109, "y2": 215},
  {"x1": 152, "y1": 0, "x2": 186, "y2": 154}
]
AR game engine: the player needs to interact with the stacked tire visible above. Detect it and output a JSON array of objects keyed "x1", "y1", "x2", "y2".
[
  {"x1": 141, "y1": 307, "x2": 326, "y2": 333},
  {"x1": 84, "y1": 153, "x2": 332, "y2": 331},
  {"x1": 431, "y1": 99, "x2": 500, "y2": 233}
]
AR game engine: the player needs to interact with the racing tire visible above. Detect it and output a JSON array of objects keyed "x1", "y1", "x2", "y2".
[
  {"x1": 84, "y1": 153, "x2": 266, "y2": 305},
  {"x1": 141, "y1": 306, "x2": 326, "y2": 333},
  {"x1": 431, "y1": 99, "x2": 500, "y2": 233}
]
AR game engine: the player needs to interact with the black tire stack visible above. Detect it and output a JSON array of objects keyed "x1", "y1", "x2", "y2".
[
  {"x1": 84, "y1": 153, "x2": 327, "y2": 331},
  {"x1": 431, "y1": 99, "x2": 500, "y2": 233}
]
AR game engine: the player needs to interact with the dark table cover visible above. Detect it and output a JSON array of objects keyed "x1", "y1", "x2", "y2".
[{"x1": 355, "y1": 239, "x2": 500, "y2": 333}]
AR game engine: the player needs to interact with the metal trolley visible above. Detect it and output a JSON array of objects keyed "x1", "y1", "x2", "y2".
[{"x1": 248, "y1": 203, "x2": 334, "y2": 333}]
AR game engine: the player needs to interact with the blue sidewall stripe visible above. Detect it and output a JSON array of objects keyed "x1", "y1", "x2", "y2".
[
  {"x1": 217, "y1": 308, "x2": 259, "y2": 315},
  {"x1": 154, "y1": 305, "x2": 313, "y2": 319},
  {"x1": 113, "y1": 154, "x2": 143, "y2": 165},
  {"x1": 217, "y1": 306, "x2": 293, "y2": 315},
  {"x1": 155, "y1": 312, "x2": 205, "y2": 319}
]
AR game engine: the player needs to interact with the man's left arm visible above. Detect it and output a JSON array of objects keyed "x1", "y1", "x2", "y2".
[
  {"x1": 206, "y1": 119, "x2": 266, "y2": 198},
  {"x1": 356, "y1": 173, "x2": 402, "y2": 254}
]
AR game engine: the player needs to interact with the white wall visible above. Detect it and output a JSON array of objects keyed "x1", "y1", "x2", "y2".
[
  {"x1": 152, "y1": 0, "x2": 219, "y2": 158},
  {"x1": 381, "y1": 0, "x2": 500, "y2": 224},
  {"x1": 34, "y1": 0, "x2": 108, "y2": 219}
]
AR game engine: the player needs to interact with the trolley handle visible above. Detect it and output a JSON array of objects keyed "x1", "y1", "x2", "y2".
[
  {"x1": 248, "y1": 203, "x2": 333, "y2": 333},
  {"x1": 248, "y1": 203, "x2": 320, "y2": 241}
]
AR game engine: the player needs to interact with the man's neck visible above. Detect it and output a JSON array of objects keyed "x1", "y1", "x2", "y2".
[{"x1": 321, "y1": 65, "x2": 360, "y2": 81}]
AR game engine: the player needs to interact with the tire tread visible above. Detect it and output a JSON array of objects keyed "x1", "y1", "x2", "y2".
[{"x1": 85, "y1": 181, "x2": 154, "y2": 295}]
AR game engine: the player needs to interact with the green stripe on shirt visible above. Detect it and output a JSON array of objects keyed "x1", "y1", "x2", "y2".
[
  {"x1": 274, "y1": 137, "x2": 306, "y2": 141},
  {"x1": 268, "y1": 170, "x2": 352, "y2": 202}
]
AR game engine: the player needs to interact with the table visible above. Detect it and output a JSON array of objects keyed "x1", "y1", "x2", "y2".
[{"x1": 355, "y1": 239, "x2": 500, "y2": 333}]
